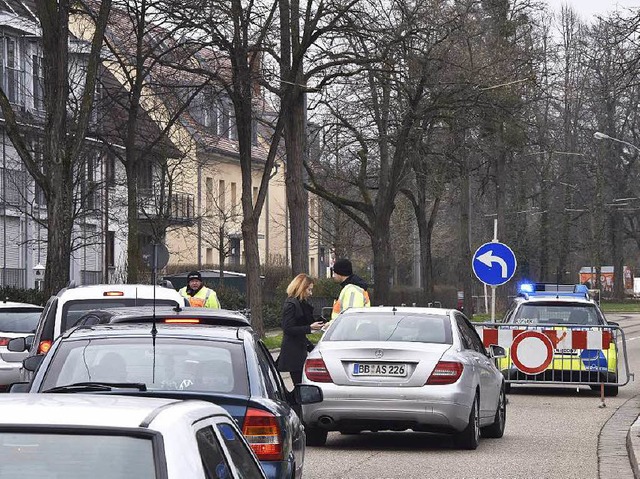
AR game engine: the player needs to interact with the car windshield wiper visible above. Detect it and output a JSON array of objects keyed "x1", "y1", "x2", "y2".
[{"x1": 43, "y1": 382, "x2": 147, "y2": 393}]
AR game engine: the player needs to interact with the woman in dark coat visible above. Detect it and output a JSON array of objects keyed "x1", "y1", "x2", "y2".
[{"x1": 277, "y1": 273, "x2": 324, "y2": 385}]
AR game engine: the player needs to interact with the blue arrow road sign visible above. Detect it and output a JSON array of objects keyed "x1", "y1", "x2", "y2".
[{"x1": 472, "y1": 242, "x2": 517, "y2": 286}]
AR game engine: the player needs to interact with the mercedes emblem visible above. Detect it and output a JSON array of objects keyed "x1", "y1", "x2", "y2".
[{"x1": 374, "y1": 349, "x2": 384, "y2": 358}]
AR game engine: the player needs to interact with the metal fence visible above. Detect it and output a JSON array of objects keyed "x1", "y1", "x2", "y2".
[{"x1": 475, "y1": 322, "x2": 630, "y2": 389}]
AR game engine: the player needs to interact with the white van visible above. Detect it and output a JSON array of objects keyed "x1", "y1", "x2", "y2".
[{"x1": 26, "y1": 283, "x2": 187, "y2": 358}]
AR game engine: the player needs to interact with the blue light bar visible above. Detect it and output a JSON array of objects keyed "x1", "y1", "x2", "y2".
[
  {"x1": 517, "y1": 282, "x2": 590, "y2": 299},
  {"x1": 519, "y1": 283, "x2": 535, "y2": 294}
]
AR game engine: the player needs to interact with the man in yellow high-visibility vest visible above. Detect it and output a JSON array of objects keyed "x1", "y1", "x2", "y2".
[
  {"x1": 179, "y1": 271, "x2": 221, "y2": 308},
  {"x1": 330, "y1": 258, "x2": 370, "y2": 321}
]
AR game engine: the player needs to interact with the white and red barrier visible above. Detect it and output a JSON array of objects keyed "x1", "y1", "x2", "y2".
[{"x1": 479, "y1": 327, "x2": 612, "y2": 350}]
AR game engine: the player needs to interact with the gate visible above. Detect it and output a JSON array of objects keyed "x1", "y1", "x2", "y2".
[{"x1": 475, "y1": 323, "x2": 631, "y2": 390}]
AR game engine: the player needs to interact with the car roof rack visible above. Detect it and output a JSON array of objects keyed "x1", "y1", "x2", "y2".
[{"x1": 517, "y1": 282, "x2": 590, "y2": 300}]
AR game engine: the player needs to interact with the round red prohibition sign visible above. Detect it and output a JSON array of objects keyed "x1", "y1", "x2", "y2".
[{"x1": 511, "y1": 330, "x2": 554, "y2": 375}]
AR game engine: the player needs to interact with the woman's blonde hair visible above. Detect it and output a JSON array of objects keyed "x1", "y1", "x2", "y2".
[{"x1": 286, "y1": 273, "x2": 314, "y2": 299}]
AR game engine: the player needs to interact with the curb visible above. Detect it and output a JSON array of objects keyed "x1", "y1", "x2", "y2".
[{"x1": 628, "y1": 415, "x2": 640, "y2": 479}]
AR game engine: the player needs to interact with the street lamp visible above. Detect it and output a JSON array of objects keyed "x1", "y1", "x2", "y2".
[{"x1": 593, "y1": 131, "x2": 640, "y2": 154}]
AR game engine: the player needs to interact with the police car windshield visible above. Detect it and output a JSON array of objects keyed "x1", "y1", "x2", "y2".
[
  {"x1": 324, "y1": 313, "x2": 453, "y2": 344},
  {"x1": 511, "y1": 303, "x2": 601, "y2": 326}
]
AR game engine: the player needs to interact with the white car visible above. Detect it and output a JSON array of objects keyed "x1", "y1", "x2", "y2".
[
  {"x1": 0, "y1": 301, "x2": 43, "y2": 390},
  {"x1": 0, "y1": 394, "x2": 267, "y2": 479},
  {"x1": 9, "y1": 283, "x2": 186, "y2": 382},
  {"x1": 302, "y1": 307, "x2": 507, "y2": 449}
]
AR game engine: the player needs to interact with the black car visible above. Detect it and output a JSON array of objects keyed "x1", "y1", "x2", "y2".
[{"x1": 15, "y1": 323, "x2": 322, "y2": 479}]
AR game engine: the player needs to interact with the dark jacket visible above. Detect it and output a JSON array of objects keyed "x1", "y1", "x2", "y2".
[
  {"x1": 341, "y1": 273, "x2": 369, "y2": 291},
  {"x1": 277, "y1": 296, "x2": 315, "y2": 373}
]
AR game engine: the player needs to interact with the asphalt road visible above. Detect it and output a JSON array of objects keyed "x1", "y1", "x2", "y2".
[{"x1": 298, "y1": 312, "x2": 640, "y2": 479}]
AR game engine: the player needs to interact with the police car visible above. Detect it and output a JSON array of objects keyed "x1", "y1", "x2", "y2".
[{"x1": 498, "y1": 283, "x2": 619, "y2": 396}]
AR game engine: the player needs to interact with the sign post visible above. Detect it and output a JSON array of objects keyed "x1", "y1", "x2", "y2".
[{"x1": 472, "y1": 220, "x2": 517, "y2": 321}]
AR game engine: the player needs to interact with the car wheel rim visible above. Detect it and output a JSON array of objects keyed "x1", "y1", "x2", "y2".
[
  {"x1": 498, "y1": 390, "x2": 506, "y2": 427},
  {"x1": 473, "y1": 400, "x2": 480, "y2": 443}
]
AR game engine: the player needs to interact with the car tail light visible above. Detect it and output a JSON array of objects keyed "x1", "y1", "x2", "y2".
[
  {"x1": 0, "y1": 337, "x2": 9, "y2": 347},
  {"x1": 304, "y1": 358, "x2": 333, "y2": 383},
  {"x1": 426, "y1": 361, "x2": 463, "y2": 385},
  {"x1": 37, "y1": 340, "x2": 52, "y2": 355},
  {"x1": 164, "y1": 318, "x2": 201, "y2": 324},
  {"x1": 242, "y1": 408, "x2": 283, "y2": 461}
]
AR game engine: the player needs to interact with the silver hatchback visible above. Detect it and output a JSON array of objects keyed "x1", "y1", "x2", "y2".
[
  {"x1": 0, "y1": 301, "x2": 43, "y2": 390},
  {"x1": 302, "y1": 307, "x2": 507, "y2": 449}
]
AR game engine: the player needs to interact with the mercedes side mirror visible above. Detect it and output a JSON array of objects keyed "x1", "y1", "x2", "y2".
[{"x1": 489, "y1": 344, "x2": 506, "y2": 359}]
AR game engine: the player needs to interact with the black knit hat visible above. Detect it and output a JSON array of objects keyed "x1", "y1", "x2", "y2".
[
  {"x1": 333, "y1": 259, "x2": 353, "y2": 277},
  {"x1": 187, "y1": 271, "x2": 202, "y2": 281}
]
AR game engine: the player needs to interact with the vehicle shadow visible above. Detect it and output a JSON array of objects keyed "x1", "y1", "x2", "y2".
[{"x1": 321, "y1": 431, "x2": 461, "y2": 451}]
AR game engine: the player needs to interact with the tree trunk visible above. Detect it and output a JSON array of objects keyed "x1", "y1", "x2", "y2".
[
  {"x1": 459, "y1": 168, "x2": 473, "y2": 316},
  {"x1": 126, "y1": 160, "x2": 140, "y2": 283},
  {"x1": 243, "y1": 217, "x2": 263, "y2": 337},
  {"x1": 370, "y1": 213, "x2": 393, "y2": 304},
  {"x1": 43, "y1": 171, "x2": 74, "y2": 296},
  {"x1": 284, "y1": 91, "x2": 309, "y2": 275}
]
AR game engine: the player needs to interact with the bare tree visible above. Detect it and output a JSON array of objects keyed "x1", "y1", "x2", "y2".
[{"x1": 0, "y1": 0, "x2": 112, "y2": 296}]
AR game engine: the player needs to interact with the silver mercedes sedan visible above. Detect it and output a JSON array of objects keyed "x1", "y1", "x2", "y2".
[{"x1": 301, "y1": 306, "x2": 507, "y2": 450}]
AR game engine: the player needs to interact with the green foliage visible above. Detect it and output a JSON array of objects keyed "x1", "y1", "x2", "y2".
[
  {"x1": 313, "y1": 277, "x2": 340, "y2": 299},
  {"x1": 0, "y1": 287, "x2": 48, "y2": 306},
  {"x1": 216, "y1": 284, "x2": 246, "y2": 311},
  {"x1": 262, "y1": 299, "x2": 283, "y2": 330}
]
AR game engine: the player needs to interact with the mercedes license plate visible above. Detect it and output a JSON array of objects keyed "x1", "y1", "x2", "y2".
[{"x1": 353, "y1": 363, "x2": 407, "y2": 377}]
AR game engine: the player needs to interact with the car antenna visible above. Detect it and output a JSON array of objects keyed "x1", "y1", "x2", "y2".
[{"x1": 151, "y1": 245, "x2": 158, "y2": 384}]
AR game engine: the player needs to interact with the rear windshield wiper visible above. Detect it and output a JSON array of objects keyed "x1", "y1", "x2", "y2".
[{"x1": 43, "y1": 382, "x2": 147, "y2": 393}]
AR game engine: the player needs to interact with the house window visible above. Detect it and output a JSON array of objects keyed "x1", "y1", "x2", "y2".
[
  {"x1": 106, "y1": 231, "x2": 115, "y2": 267},
  {"x1": 230, "y1": 182, "x2": 237, "y2": 211},
  {"x1": 32, "y1": 54, "x2": 43, "y2": 111},
  {"x1": 218, "y1": 180, "x2": 225, "y2": 210},
  {"x1": 2, "y1": 37, "x2": 19, "y2": 104},
  {"x1": 205, "y1": 177, "x2": 213, "y2": 215},
  {"x1": 252, "y1": 186, "x2": 258, "y2": 206},
  {"x1": 206, "y1": 248, "x2": 213, "y2": 265},
  {"x1": 106, "y1": 154, "x2": 116, "y2": 187},
  {"x1": 220, "y1": 102, "x2": 230, "y2": 139}
]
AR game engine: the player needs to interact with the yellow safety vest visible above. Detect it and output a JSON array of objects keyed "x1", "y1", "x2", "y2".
[
  {"x1": 331, "y1": 284, "x2": 370, "y2": 320},
  {"x1": 179, "y1": 287, "x2": 221, "y2": 309}
]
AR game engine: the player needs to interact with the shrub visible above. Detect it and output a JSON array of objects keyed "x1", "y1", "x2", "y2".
[{"x1": 0, "y1": 286, "x2": 48, "y2": 306}]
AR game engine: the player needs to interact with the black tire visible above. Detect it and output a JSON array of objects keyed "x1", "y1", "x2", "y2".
[
  {"x1": 454, "y1": 395, "x2": 480, "y2": 450},
  {"x1": 504, "y1": 383, "x2": 511, "y2": 394},
  {"x1": 305, "y1": 426, "x2": 328, "y2": 447},
  {"x1": 604, "y1": 385, "x2": 619, "y2": 396},
  {"x1": 481, "y1": 386, "x2": 506, "y2": 438}
]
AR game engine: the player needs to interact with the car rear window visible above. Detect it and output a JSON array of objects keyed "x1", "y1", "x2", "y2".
[
  {"x1": 324, "y1": 313, "x2": 453, "y2": 344},
  {"x1": 510, "y1": 303, "x2": 602, "y2": 325},
  {"x1": 0, "y1": 308, "x2": 42, "y2": 333},
  {"x1": 0, "y1": 432, "x2": 157, "y2": 478},
  {"x1": 41, "y1": 337, "x2": 249, "y2": 396},
  {"x1": 62, "y1": 299, "x2": 180, "y2": 332}
]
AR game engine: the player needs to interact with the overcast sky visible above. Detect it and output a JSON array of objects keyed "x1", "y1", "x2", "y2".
[{"x1": 545, "y1": 0, "x2": 640, "y2": 22}]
